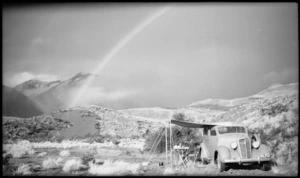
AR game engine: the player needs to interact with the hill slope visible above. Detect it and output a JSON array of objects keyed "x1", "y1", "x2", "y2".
[
  {"x1": 189, "y1": 83, "x2": 298, "y2": 165},
  {"x1": 2, "y1": 85, "x2": 44, "y2": 118},
  {"x1": 118, "y1": 83, "x2": 298, "y2": 166}
]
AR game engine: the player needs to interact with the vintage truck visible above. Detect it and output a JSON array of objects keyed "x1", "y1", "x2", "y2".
[{"x1": 170, "y1": 120, "x2": 272, "y2": 172}]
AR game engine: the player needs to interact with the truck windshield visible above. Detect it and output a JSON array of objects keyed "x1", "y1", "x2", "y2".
[{"x1": 218, "y1": 126, "x2": 246, "y2": 134}]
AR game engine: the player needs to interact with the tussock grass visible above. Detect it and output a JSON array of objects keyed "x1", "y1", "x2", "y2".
[
  {"x1": 4, "y1": 139, "x2": 145, "y2": 152},
  {"x1": 271, "y1": 165, "x2": 290, "y2": 174},
  {"x1": 62, "y1": 158, "x2": 87, "y2": 172},
  {"x1": 184, "y1": 162, "x2": 202, "y2": 175},
  {"x1": 271, "y1": 165, "x2": 279, "y2": 174},
  {"x1": 163, "y1": 167, "x2": 175, "y2": 175},
  {"x1": 42, "y1": 157, "x2": 63, "y2": 169},
  {"x1": 37, "y1": 152, "x2": 47, "y2": 157},
  {"x1": 4, "y1": 140, "x2": 35, "y2": 158},
  {"x1": 88, "y1": 159, "x2": 141, "y2": 175},
  {"x1": 59, "y1": 150, "x2": 70, "y2": 157},
  {"x1": 31, "y1": 140, "x2": 116, "y2": 149},
  {"x1": 16, "y1": 164, "x2": 31, "y2": 175}
]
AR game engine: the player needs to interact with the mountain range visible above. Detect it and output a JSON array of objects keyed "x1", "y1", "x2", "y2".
[{"x1": 14, "y1": 72, "x2": 93, "y2": 113}]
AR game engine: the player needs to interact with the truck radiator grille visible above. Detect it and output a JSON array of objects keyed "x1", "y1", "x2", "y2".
[{"x1": 239, "y1": 138, "x2": 251, "y2": 159}]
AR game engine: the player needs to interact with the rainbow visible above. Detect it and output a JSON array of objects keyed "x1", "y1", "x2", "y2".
[{"x1": 69, "y1": 5, "x2": 171, "y2": 107}]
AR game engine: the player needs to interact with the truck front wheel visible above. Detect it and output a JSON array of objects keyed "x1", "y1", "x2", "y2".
[
  {"x1": 217, "y1": 156, "x2": 226, "y2": 172},
  {"x1": 260, "y1": 162, "x2": 271, "y2": 171}
]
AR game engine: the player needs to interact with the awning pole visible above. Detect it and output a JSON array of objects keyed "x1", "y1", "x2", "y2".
[
  {"x1": 165, "y1": 125, "x2": 168, "y2": 164},
  {"x1": 170, "y1": 121, "x2": 173, "y2": 167}
]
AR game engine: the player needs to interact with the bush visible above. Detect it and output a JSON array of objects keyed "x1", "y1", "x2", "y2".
[
  {"x1": 81, "y1": 154, "x2": 95, "y2": 166},
  {"x1": 131, "y1": 135, "x2": 139, "y2": 139},
  {"x1": 112, "y1": 138, "x2": 120, "y2": 145},
  {"x1": 173, "y1": 113, "x2": 186, "y2": 121},
  {"x1": 93, "y1": 136, "x2": 105, "y2": 143}
]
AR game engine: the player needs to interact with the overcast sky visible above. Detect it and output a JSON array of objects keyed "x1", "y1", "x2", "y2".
[{"x1": 3, "y1": 3, "x2": 298, "y2": 109}]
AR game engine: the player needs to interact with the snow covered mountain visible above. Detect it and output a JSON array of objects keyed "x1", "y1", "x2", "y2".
[
  {"x1": 14, "y1": 72, "x2": 93, "y2": 113},
  {"x1": 15, "y1": 80, "x2": 62, "y2": 97}
]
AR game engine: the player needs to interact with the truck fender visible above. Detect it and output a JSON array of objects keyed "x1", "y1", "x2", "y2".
[
  {"x1": 258, "y1": 144, "x2": 270, "y2": 153},
  {"x1": 199, "y1": 143, "x2": 210, "y2": 159},
  {"x1": 217, "y1": 146, "x2": 231, "y2": 162},
  {"x1": 252, "y1": 144, "x2": 270, "y2": 158}
]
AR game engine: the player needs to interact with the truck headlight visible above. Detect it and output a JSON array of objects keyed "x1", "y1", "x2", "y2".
[
  {"x1": 231, "y1": 142, "x2": 237, "y2": 149},
  {"x1": 252, "y1": 141, "x2": 260, "y2": 148}
]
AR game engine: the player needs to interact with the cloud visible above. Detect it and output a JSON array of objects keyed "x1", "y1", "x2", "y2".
[
  {"x1": 32, "y1": 38, "x2": 45, "y2": 45},
  {"x1": 5, "y1": 72, "x2": 58, "y2": 87},
  {"x1": 76, "y1": 87, "x2": 142, "y2": 105},
  {"x1": 263, "y1": 68, "x2": 298, "y2": 84}
]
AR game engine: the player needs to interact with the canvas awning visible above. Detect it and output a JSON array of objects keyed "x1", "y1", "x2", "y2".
[{"x1": 170, "y1": 119, "x2": 217, "y2": 128}]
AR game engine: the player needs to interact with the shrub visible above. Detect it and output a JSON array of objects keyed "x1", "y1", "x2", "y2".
[
  {"x1": 173, "y1": 113, "x2": 186, "y2": 121},
  {"x1": 93, "y1": 136, "x2": 105, "y2": 143},
  {"x1": 131, "y1": 135, "x2": 139, "y2": 139},
  {"x1": 15, "y1": 164, "x2": 31, "y2": 175},
  {"x1": 95, "y1": 122, "x2": 101, "y2": 130},
  {"x1": 3, "y1": 153, "x2": 13, "y2": 165},
  {"x1": 81, "y1": 154, "x2": 95, "y2": 166},
  {"x1": 145, "y1": 113, "x2": 202, "y2": 153},
  {"x1": 260, "y1": 103, "x2": 289, "y2": 117},
  {"x1": 112, "y1": 139, "x2": 120, "y2": 145}
]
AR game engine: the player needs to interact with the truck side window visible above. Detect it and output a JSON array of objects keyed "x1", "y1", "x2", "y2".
[{"x1": 211, "y1": 129, "x2": 216, "y2": 136}]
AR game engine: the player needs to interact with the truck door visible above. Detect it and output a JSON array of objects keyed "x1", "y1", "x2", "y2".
[{"x1": 208, "y1": 127, "x2": 218, "y2": 158}]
